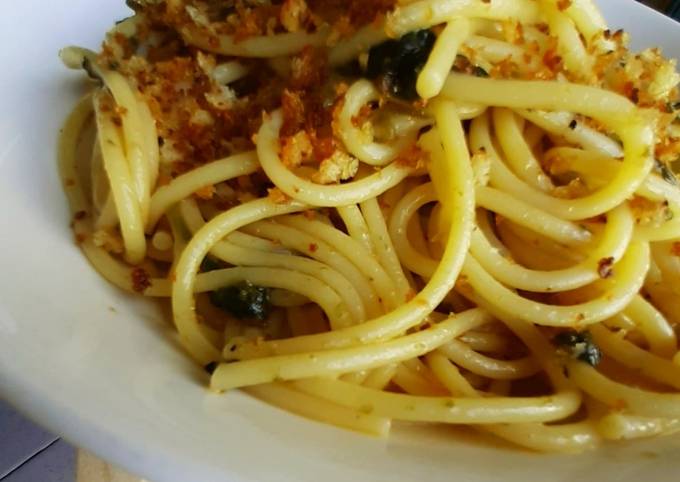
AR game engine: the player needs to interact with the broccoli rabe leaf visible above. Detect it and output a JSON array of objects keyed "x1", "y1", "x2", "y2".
[
  {"x1": 200, "y1": 256, "x2": 224, "y2": 273},
  {"x1": 655, "y1": 158, "x2": 678, "y2": 185},
  {"x1": 210, "y1": 281, "x2": 271, "y2": 321},
  {"x1": 366, "y1": 29, "x2": 436, "y2": 100},
  {"x1": 553, "y1": 330, "x2": 602, "y2": 367}
]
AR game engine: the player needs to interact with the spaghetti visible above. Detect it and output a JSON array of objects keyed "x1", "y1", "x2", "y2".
[{"x1": 59, "y1": 0, "x2": 680, "y2": 452}]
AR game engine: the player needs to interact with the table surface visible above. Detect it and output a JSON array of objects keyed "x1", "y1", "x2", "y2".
[
  {"x1": 0, "y1": 399, "x2": 142, "y2": 482},
  {"x1": 0, "y1": 2, "x2": 677, "y2": 482}
]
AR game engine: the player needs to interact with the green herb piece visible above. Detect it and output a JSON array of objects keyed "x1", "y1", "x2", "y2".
[
  {"x1": 210, "y1": 281, "x2": 271, "y2": 321},
  {"x1": 554, "y1": 330, "x2": 601, "y2": 367},
  {"x1": 366, "y1": 29, "x2": 436, "y2": 100},
  {"x1": 81, "y1": 57, "x2": 102, "y2": 83},
  {"x1": 204, "y1": 361, "x2": 218, "y2": 375},
  {"x1": 200, "y1": 256, "x2": 224, "y2": 273},
  {"x1": 655, "y1": 159, "x2": 678, "y2": 185},
  {"x1": 472, "y1": 66, "x2": 489, "y2": 77}
]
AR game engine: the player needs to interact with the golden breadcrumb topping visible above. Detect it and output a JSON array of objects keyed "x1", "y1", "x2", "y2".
[{"x1": 96, "y1": 0, "x2": 678, "y2": 210}]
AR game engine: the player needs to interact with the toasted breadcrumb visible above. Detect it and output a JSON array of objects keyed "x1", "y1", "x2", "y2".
[
  {"x1": 92, "y1": 229, "x2": 124, "y2": 254},
  {"x1": 312, "y1": 150, "x2": 359, "y2": 184},
  {"x1": 131, "y1": 267, "x2": 151, "y2": 293},
  {"x1": 280, "y1": 131, "x2": 314, "y2": 167},
  {"x1": 95, "y1": 0, "x2": 679, "y2": 244},
  {"x1": 194, "y1": 185, "x2": 215, "y2": 200},
  {"x1": 671, "y1": 242, "x2": 680, "y2": 256},
  {"x1": 268, "y1": 187, "x2": 290, "y2": 204},
  {"x1": 394, "y1": 145, "x2": 427, "y2": 170},
  {"x1": 280, "y1": 0, "x2": 311, "y2": 33}
]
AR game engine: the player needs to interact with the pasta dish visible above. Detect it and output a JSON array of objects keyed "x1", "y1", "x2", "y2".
[{"x1": 59, "y1": 0, "x2": 680, "y2": 452}]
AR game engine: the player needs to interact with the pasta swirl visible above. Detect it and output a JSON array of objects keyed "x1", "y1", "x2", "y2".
[{"x1": 59, "y1": 0, "x2": 680, "y2": 452}]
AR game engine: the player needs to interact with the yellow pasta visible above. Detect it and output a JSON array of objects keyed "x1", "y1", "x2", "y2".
[{"x1": 59, "y1": 0, "x2": 680, "y2": 453}]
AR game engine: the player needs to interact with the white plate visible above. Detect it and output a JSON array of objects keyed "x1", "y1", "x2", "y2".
[{"x1": 1, "y1": 1, "x2": 679, "y2": 481}]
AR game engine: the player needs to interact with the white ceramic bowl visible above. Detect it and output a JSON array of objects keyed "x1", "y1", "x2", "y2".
[{"x1": 1, "y1": 1, "x2": 680, "y2": 481}]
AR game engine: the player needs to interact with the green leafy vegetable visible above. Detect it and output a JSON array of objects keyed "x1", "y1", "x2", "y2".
[
  {"x1": 472, "y1": 66, "x2": 489, "y2": 77},
  {"x1": 665, "y1": 101, "x2": 680, "y2": 113},
  {"x1": 553, "y1": 330, "x2": 602, "y2": 367},
  {"x1": 210, "y1": 281, "x2": 271, "y2": 321},
  {"x1": 655, "y1": 158, "x2": 678, "y2": 185},
  {"x1": 81, "y1": 57, "x2": 102, "y2": 83},
  {"x1": 204, "y1": 361, "x2": 218, "y2": 375},
  {"x1": 200, "y1": 256, "x2": 224, "y2": 273},
  {"x1": 365, "y1": 29, "x2": 436, "y2": 100}
]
